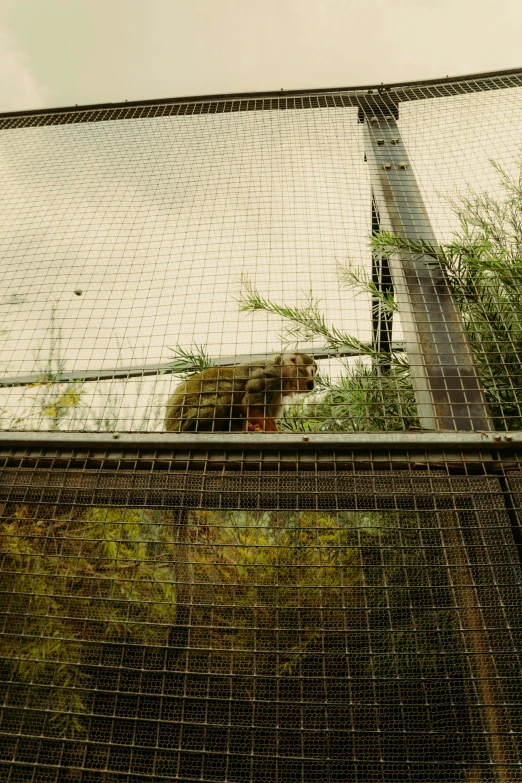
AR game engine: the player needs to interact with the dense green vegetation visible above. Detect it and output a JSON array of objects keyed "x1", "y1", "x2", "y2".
[
  {"x1": 1, "y1": 506, "x2": 460, "y2": 740},
  {"x1": 240, "y1": 161, "x2": 522, "y2": 432}
]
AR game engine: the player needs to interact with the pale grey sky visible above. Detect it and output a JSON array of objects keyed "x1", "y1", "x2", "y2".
[{"x1": 0, "y1": 0, "x2": 521, "y2": 112}]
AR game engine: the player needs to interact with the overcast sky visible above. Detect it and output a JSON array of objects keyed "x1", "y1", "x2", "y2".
[{"x1": 0, "y1": 0, "x2": 521, "y2": 112}]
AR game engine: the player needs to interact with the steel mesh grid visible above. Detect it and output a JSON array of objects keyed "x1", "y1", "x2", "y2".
[
  {"x1": 0, "y1": 70, "x2": 521, "y2": 130},
  {"x1": 1, "y1": 68, "x2": 522, "y2": 780},
  {"x1": 1, "y1": 440, "x2": 522, "y2": 783},
  {"x1": 0, "y1": 69, "x2": 521, "y2": 434}
]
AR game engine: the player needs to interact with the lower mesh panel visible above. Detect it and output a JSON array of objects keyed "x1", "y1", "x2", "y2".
[{"x1": 1, "y1": 468, "x2": 521, "y2": 782}]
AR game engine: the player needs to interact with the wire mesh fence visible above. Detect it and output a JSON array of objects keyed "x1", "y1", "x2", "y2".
[
  {"x1": 2, "y1": 69, "x2": 522, "y2": 783},
  {"x1": 0, "y1": 69, "x2": 522, "y2": 433},
  {"x1": 1, "y1": 436, "x2": 522, "y2": 782}
]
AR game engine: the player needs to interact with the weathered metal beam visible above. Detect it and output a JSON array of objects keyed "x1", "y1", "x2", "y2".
[
  {"x1": 0, "y1": 429, "x2": 513, "y2": 451},
  {"x1": 363, "y1": 110, "x2": 494, "y2": 432}
]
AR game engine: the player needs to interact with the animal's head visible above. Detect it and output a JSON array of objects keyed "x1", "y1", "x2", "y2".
[{"x1": 280, "y1": 353, "x2": 317, "y2": 394}]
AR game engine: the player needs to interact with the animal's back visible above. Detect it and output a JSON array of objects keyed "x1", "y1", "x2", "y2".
[{"x1": 164, "y1": 365, "x2": 252, "y2": 432}]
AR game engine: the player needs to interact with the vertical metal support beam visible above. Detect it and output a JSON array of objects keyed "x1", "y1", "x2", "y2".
[
  {"x1": 371, "y1": 195, "x2": 394, "y2": 371},
  {"x1": 362, "y1": 106, "x2": 493, "y2": 431},
  {"x1": 440, "y1": 509, "x2": 521, "y2": 783}
]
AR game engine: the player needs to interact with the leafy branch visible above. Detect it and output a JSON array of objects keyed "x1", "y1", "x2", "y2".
[
  {"x1": 167, "y1": 343, "x2": 214, "y2": 379},
  {"x1": 238, "y1": 276, "x2": 400, "y2": 368}
]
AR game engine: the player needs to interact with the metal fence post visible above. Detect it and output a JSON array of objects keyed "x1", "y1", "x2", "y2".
[
  {"x1": 361, "y1": 99, "x2": 493, "y2": 432},
  {"x1": 371, "y1": 196, "x2": 394, "y2": 371}
]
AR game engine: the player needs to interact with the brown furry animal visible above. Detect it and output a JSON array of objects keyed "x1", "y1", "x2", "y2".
[{"x1": 165, "y1": 353, "x2": 316, "y2": 432}]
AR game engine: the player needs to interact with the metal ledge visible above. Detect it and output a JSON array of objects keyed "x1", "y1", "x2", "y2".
[{"x1": 0, "y1": 430, "x2": 517, "y2": 451}]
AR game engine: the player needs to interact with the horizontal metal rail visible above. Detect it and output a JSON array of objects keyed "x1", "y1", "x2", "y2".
[
  {"x1": 0, "y1": 344, "x2": 404, "y2": 388},
  {"x1": 0, "y1": 430, "x2": 517, "y2": 451},
  {"x1": 0, "y1": 67, "x2": 520, "y2": 127}
]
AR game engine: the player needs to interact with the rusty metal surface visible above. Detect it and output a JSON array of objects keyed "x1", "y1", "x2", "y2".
[{"x1": 0, "y1": 465, "x2": 505, "y2": 508}]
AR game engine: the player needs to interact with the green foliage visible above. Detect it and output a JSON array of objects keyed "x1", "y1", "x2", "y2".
[
  {"x1": 25, "y1": 310, "x2": 86, "y2": 431},
  {"x1": 180, "y1": 508, "x2": 457, "y2": 685},
  {"x1": 240, "y1": 274, "x2": 417, "y2": 432},
  {"x1": 241, "y1": 160, "x2": 522, "y2": 431},
  {"x1": 238, "y1": 276, "x2": 382, "y2": 361},
  {"x1": 166, "y1": 343, "x2": 214, "y2": 379},
  {"x1": 281, "y1": 362, "x2": 418, "y2": 432},
  {"x1": 337, "y1": 261, "x2": 398, "y2": 317},
  {"x1": 189, "y1": 509, "x2": 363, "y2": 670},
  {"x1": 2, "y1": 506, "x2": 373, "y2": 732},
  {"x1": 1, "y1": 503, "x2": 462, "y2": 745},
  {"x1": 0, "y1": 505, "x2": 175, "y2": 736},
  {"x1": 373, "y1": 161, "x2": 522, "y2": 430}
]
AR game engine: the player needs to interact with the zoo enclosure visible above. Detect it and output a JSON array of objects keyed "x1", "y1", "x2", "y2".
[{"x1": 1, "y1": 68, "x2": 522, "y2": 783}]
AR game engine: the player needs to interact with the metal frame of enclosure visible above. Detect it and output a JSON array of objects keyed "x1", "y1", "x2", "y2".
[{"x1": 1, "y1": 68, "x2": 522, "y2": 783}]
